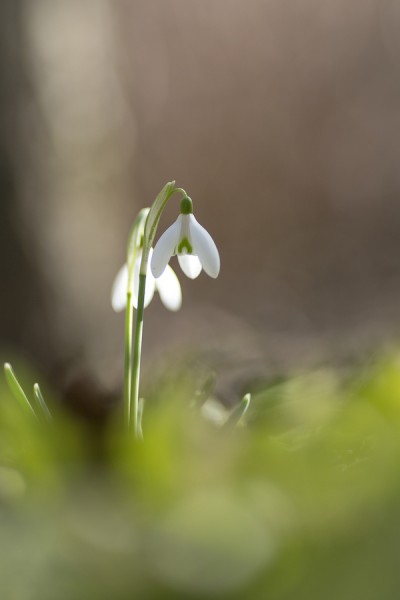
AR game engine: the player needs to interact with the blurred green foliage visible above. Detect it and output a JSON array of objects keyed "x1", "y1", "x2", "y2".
[{"x1": 2, "y1": 355, "x2": 400, "y2": 599}]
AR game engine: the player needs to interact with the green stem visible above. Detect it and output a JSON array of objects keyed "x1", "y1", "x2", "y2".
[
  {"x1": 124, "y1": 291, "x2": 134, "y2": 429},
  {"x1": 131, "y1": 273, "x2": 146, "y2": 437},
  {"x1": 122, "y1": 208, "x2": 150, "y2": 430},
  {"x1": 124, "y1": 183, "x2": 187, "y2": 436},
  {"x1": 174, "y1": 187, "x2": 187, "y2": 197}
]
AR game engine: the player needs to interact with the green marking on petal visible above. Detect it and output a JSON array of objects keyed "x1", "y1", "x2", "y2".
[{"x1": 177, "y1": 237, "x2": 193, "y2": 254}]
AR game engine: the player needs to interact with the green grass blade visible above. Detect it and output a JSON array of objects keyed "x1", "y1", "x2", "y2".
[
  {"x1": 33, "y1": 383, "x2": 52, "y2": 422},
  {"x1": 3, "y1": 363, "x2": 37, "y2": 418},
  {"x1": 137, "y1": 397, "x2": 145, "y2": 440},
  {"x1": 224, "y1": 393, "x2": 251, "y2": 429}
]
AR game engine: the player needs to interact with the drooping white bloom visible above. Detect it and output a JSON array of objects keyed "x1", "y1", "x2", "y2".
[
  {"x1": 111, "y1": 248, "x2": 182, "y2": 312},
  {"x1": 151, "y1": 197, "x2": 220, "y2": 280}
]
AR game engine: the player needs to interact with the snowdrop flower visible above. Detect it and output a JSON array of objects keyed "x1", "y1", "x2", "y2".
[
  {"x1": 112, "y1": 248, "x2": 182, "y2": 312},
  {"x1": 151, "y1": 196, "x2": 220, "y2": 280}
]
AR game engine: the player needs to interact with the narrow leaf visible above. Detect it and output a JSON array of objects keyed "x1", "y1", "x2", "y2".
[
  {"x1": 3, "y1": 363, "x2": 37, "y2": 418},
  {"x1": 223, "y1": 393, "x2": 251, "y2": 429},
  {"x1": 137, "y1": 397, "x2": 145, "y2": 440},
  {"x1": 33, "y1": 383, "x2": 52, "y2": 422}
]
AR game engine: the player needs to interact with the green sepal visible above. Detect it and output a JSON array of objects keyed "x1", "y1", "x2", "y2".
[{"x1": 180, "y1": 196, "x2": 193, "y2": 214}]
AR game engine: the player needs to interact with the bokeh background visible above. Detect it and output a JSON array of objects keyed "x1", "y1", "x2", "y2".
[
  {"x1": 2, "y1": 0, "x2": 400, "y2": 399},
  {"x1": 4, "y1": 4, "x2": 400, "y2": 599}
]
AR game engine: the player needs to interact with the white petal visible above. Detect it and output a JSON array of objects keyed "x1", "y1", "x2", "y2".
[
  {"x1": 189, "y1": 215, "x2": 220, "y2": 278},
  {"x1": 178, "y1": 254, "x2": 202, "y2": 279},
  {"x1": 156, "y1": 264, "x2": 182, "y2": 311},
  {"x1": 111, "y1": 264, "x2": 128, "y2": 312},
  {"x1": 132, "y1": 253, "x2": 141, "y2": 301},
  {"x1": 143, "y1": 274, "x2": 156, "y2": 308},
  {"x1": 151, "y1": 217, "x2": 181, "y2": 278},
  {"x1": 132, "y1": 255, "x2": 155, "y2": 309}
]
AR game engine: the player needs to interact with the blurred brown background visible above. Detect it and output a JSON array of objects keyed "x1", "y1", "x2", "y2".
[{"x1": 2, "y1": 0, "x2": 400, "y2": 396}]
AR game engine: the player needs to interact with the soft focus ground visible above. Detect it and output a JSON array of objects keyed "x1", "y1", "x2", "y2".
[{"x1": 2, "y1": 355, "x2": 400, "y2": 599}]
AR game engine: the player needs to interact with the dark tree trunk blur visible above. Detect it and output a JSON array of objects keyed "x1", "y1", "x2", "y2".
[{"x1": 0, "y1": 0, "x2": 54, "y2": 370}]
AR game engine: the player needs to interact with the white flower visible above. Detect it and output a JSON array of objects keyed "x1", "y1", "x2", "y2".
[
  {"x1": 151, "y1": 199, "x2": 220, "y2": 280},
  {"x1": 111, "y1": 248, "x2": 182, "y2": 312}
]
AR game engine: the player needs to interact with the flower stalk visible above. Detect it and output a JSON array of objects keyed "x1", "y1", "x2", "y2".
[
  {"x1": 123, "y1": 289, "x2": 134, "y2": 428},
  {"x1": 120, "y1": 180, "x2": 220, "y2": 437},
  {"x1": 123, "y1": 208, "x2": 149, "y2": 430},
  {"x1": 131, "y1": 272, "x2": 146, "y2": 437},
  {"x1": 125, "y1": 182, "x2": 183, "y2": 435}
]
